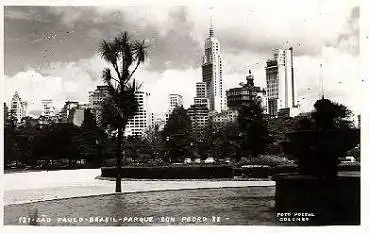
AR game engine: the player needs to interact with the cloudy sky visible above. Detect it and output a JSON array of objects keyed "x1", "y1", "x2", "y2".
[{"x1": 4, "y1": 1, "x2": 361, "y2": 117}]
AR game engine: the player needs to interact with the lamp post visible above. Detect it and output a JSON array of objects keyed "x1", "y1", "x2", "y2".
[
  {"x1": 166, "y1": 136, "x2": 171, "y2": 164},
  {"x1": 190, "y1": 142, "x2": 194, "y2": 162},
  {"x1": 96, "y1": 139, "x2": 102, "y2": 167}
]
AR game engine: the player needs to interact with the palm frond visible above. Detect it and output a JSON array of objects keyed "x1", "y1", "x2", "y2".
[
  {"x1": 102, "y1": 68, "x2": 112, "y2": 84},
  {"x1": 102, "y1": 68, "x2": 121, "y2": 88},
  {"x1": 133, "y1": 39, "x2": 149, "y2": 64},
  {"x1": 99, "y1": 40, "x2": 118, "y2": 64},
  {"x1": 128, "y1": 40, "x2": 149, "y2": 81}
]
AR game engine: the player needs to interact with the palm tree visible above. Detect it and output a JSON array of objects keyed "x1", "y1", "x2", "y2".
[{"x1": 98, "y1": 31, "x2": 148, "y2": 192}]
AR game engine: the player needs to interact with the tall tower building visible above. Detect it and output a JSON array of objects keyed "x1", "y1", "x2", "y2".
[
  {"x1": 10, "y1": 92, "x2": 27, "y2": 123},
  {"x1": 201, "y1": 21, "x2": 226, "y2": 112},
  {"x1": 265, "y1": 48, "x2": 297, "y2": 117}
]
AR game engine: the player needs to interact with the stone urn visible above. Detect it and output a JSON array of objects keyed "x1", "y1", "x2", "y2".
[{"x1": 274, "y1": 128, "x2": 360, "y2": 225}]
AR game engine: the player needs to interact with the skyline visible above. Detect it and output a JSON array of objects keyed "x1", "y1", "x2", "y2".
[{"x1": 4, "y1": 2, "x2": 360, "y2": 117}]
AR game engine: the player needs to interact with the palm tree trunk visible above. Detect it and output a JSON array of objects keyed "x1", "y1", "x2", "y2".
[{"x1": 115, "y1": 128, "x2": 122, "y2": 192}]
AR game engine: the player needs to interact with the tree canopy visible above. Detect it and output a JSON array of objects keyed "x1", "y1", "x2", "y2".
[
  {"x1": 163, "y1": 106, "x2": 193, "y2": 162},
  {"x1": 237, "y1": 100, "x2": 269, "y2": 157}
]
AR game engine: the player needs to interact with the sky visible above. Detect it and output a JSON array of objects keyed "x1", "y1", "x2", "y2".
[{"x1": 3, "y1": 1, "x2": 361, "y2": 118}]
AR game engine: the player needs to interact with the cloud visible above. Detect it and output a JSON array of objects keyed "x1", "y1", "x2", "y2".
[
  {"x1": 4, "y1": 54, "x2": 202, "y2": 117},
  {"x1": 5, "y1": 71, "x2": 65, "y2": 117},
  {"x1": 4, "y1": 3, "x2": 361, "y2": 118},
  {"x1": 5, "y1": 3, "x2": 359, "y2": 77},
  {"x1": 4, "y1": 55, "x2": 109, "y2": 116},
  {"x1": 291, "y1": 46, "x2": 360, "y2": 113},
  {"x1": 334, "y1": 6, "x2": 360, "y2": 55}
]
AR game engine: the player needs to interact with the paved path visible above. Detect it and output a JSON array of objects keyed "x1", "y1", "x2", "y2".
[{"x1": 3, "y1": 169, "x2": 275, "y2": 205}]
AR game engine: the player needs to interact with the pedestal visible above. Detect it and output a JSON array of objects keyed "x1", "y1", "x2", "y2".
[{"x1": 273, "y1": 171, "x2": 360, "y2": 225}]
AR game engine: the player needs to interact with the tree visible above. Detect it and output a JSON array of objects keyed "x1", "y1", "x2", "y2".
[
  {"x1": 4, "y1": 119, "x2": 19, "y2": 165},
  {"x1": 237, "y1": 100, "x2": 269, "y2": 157},
  {"x1": 47, "y1": 123, "x2": 83, "y2": 168},
  {"x1": 81, "y1": 109, "x2": 106, "y2": 167},
  {"x1": 98, "y1": 31, "x2": 148, "y2": 192},
  {"x1": 199, "y1": 121, "x2": 240, "y2": 162},
  {"x1": 266, "y1": 116, "x2": 302, "y2": 155},
  {"x1": 163, "y1": 106, "x2": 193, "y2": 163},
  {"x1": 312, "y1": 98, "x2": 354, "y2": 130},
  {"x1": 142, "y1": 124, "x2": 164, "y2": 160}
]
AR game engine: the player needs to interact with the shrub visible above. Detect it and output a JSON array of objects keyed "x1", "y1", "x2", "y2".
[
  {"x1": 241, "y1": 165, "x2": 271, "y2": 178},
  {"x1": 236, "y1": 155, "x2": 294, "y2": 168},
  {"x1": 101, "y1": 164, "x2": 233, "y2": 179}
]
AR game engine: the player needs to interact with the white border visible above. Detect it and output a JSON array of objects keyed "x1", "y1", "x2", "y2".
[{"x1": 1, "y1": 1, "x2": 367, "y2": 233}]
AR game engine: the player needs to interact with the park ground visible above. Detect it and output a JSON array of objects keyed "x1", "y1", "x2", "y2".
[
  {"x1": 3, "y1": 169, "x2": 275, "y2": 205},
  {"x1": 3, "y1": 169, "x2": 277, "y2": 226}
]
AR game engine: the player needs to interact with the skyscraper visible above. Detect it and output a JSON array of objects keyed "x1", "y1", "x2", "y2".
[
  {"x1": 265, "y1": 48, "x2": 297, "y2": 117},
  {"x1": 201, "y1": 22, "x2": 226, "y2": 112},
  {"x1": 10, "y1": 91, "x2": 27, "y2": 123}
]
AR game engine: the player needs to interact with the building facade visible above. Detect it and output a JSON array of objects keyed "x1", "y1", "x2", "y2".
[
  {"x1": 201, "y1": 23, "x2": 226, "y2": 112},
  {"x1": 188, "y1": 104, "x2": 209, "y2": 131},
  {"x1": 61, "y1": 101, "x2": 79, "y2": 123},
  {"x1": 226, "y1": 70, "x2": 266, "y2": 111},
  {"x1": 188, "y1": 80, "x2": 211, "y2": 132},
  {"x1": 196, "y1": 82, "x2": 207, "y2": 98},
  {"x1": 88, "y1": 85, "x2": 110, "y2": 125},
  {"x1": 124, "y1": 91, "x2": 152, "y2": 137},
  {"x1": 10, "y1": 92, "x2": 27, "y2": 123},
  {"x1": 210, "y1": 110, "x2": 238, "y2": 125},
  {"x1": 4, "y1": 103, "x2": 9, "y2": 122},
  {"x1": 265, "y1": 48, "x2": 298, "y2": 117},
  {"x1": 193, "y1": 82, "x2": 209, "y2": 109},
  {"x1": 41, "y1": 99, "x2": 56, "y2": 118},
  {"x1": 165, "y1": 94, "x2": 183, "y2": 124},
  {"x1": 168, "y1": 94, "x2": 183, "y2": 111}
]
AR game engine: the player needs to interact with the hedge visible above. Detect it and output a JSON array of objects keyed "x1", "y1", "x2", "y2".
[
  {"x1": 236, "y1": 155, "x2": 295, "y2": 168},
  {"x1": 241, "y1": 166, "x2": 271, "y2": 178},
  {"x1": 101, "y1": 165, "x2": 234, "y2": 179},
  {"x1": 271, "y1": 164, "x2": 300, "y2": 176},
  {"x1": 338, "y1": 162, "x2": 360, "y2": 171}
]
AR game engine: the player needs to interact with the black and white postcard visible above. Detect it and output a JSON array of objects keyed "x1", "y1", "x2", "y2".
[{"x1": 1, "y1": 1, "x2": 365, "y2": 232}]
